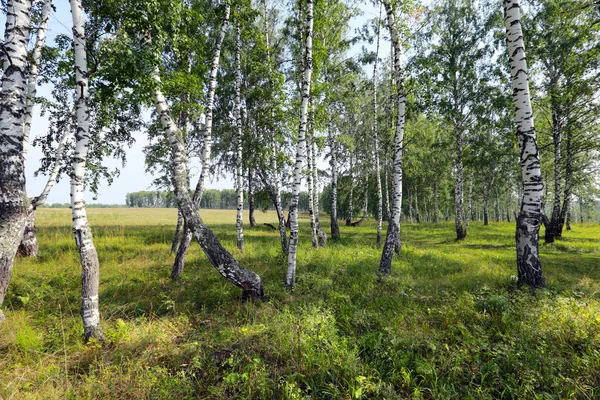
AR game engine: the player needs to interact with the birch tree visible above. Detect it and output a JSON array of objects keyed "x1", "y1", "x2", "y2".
[
  {"x1": 70, "y1": 0, "x2": 104, "y2": 340},
  {"x1": 171, "y1": 3, "x2": 230, "y2": 280},
  {"x1": 503, "y1": 0, "x2": 545, "y2": 287},
  {"x1": 379, "y1": 0, "x2": 405, "y2": 275},
  {"x1": 234, "y1": 22, "x2": 244, "y2": 252},
  {"x1": 287, "y1": 0, "x2": 314, "y2": 290},
  {"x1": 0, "y1": 0, "x2": 33, "y2": 320}
]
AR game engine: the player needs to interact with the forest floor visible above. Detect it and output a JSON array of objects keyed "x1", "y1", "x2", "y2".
[{"x1": 1, "y1": 208, "x2": 599, "y2": 399}]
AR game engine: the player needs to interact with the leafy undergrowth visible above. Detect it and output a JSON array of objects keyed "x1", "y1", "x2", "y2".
[{"x1": 1, "y1": 208, "x2": 599, "y2": 399}]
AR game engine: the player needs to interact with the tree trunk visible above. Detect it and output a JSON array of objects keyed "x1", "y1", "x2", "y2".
[
  {"x1": 384, "y1": 159, "x2": 391, "y2": 221},
  {"x1": 306, "y1": 108, "x2": 318, "y2": 248},
  {"x1": 311, "y1": 130, "x2": 326, "y2": 247},
  {"x1": 557, "y1": 129, "x2": 573, "y2": 238},
  {"x1": 287, "y1": 0, "x2": 314, "y2": 290},
  {"x1": 248, "y1": 169, "x2": 257, "y2": 227},
  {"x1": 346, "y1": 152, "x2": 354, "y2": 226},
  {"x1": 234, "y1": 23, "x2": 244, "y2": 252},
  {"x1": 328, "y1": 114, "x2": 340, "y2": 240},
  {"x1": 71, "y1": 0, "x2": 104, "y2": 341},
  {"x1": 373, "y1": 3, "x2": 383, "y2": 246},
  {"x1": 153, "y1": 70, "x2": 264, "y2": 298},
  {"x1": 454, "y1": 126, "x2": 467, "y2": 240},
  {"x1": 504, "y1": 0, "x2": 545, "y2": 287},
  {"x1": 22, "y1": 0, "x2": 52, "y2": 163},
  {"x1": 483, "y1": 187, "x2": 489, "y2": 226},
  {"x1": 380, "y1": 0, "x2": 405, "y2": 275},
  {"x1": 171, "y1": 209, "x2": 184, "y2": 253},
  {"x1": 566, "y1": 208, "x2": 572, "y2": 230},
  {"x1": 408, "y1": 188, "x2": 413, "y2": 223},
  {"x1": 171, "y1": 5, "x2": 230, "y2": 280},
  {"x1": 414, "y1": 185, "x2": 420, "y2": 223},
  {"x1": 19, "y1": 112, "x2": 73, "y2": 258},
  {"x1": 0, "y1": 0, "x2": 33, "y2": 321},
  {"x1": 545, "y1": 106, "x2": 561, "y2": 243},
  {"x1": 433, "y1": 181, "x2": 439, "y2": 223}
]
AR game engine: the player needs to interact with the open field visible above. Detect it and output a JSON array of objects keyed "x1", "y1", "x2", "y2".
[{"x1": 1, "y1": 208, "x2": 600, "y2": 399}]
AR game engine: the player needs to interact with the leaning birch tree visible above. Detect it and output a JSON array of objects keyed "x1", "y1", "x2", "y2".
[
  {"x1": 171, "y1": 3, "x2": 230, "y2": 280},
  {"x1": 287, "y1": 0, "x2": 314, "y2": 289},
  {"x1": 0, "y1": 0, "x2": 33, "y2": 321},
  {"x1": 503, "y1": 0, "x2": 545, "y2": 287}
]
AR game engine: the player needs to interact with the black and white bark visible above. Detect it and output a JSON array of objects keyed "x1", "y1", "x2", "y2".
[
  {"x1": 306, "y1": 110, "x2": 318, "y2": 248},
  {"x1": 328, "y1": 113, "x2": 340, "y2": 239},
  {"x1": 262, "y1": 0, "x2": 286, "y2": 253},
  {"x1": 153, "y1": 70, "x2": 264, "y2": 298},
  {"x1": 454, "y1": 127, "x2": 467, "y2": 239},
  {"x1": 346, "y1": 152, "x2": 354, "y2": 226},
  {"x1": 234, "y1": 23, "x2": 244, "y2": 252},
  {"x1": 171, "y1": 4, "x2": 230, "y2": 280},
  {"x1": 248, "y1": 169, "x2": 257, "y2": 227},
  {"x1": 0, "y1": 0, "x2": 33, "y2": 321},
  {"x1": 433, "y1": 181, "x2": 439, "y2": 223},
  {"x1": 373, "y1": 2, "x2": 383, "y2": 246},
  {"x1": 19, "y1": 113, "x2": 73, "y2": 258},
  {"x1": 504, "y1": 0, "x2": 545, "y2": 287},
  {"x1": 171, "y1": 209, "x2": 183, "y2": 253},
  {"x1": 287, "y1": 0, "x2": 313, "y2": 290},
  {"x1": 414, "y1": 185, "x2": 420, "y2": 223},
  {"x1": 70, "y1": 0, "x2": 103, "y2": 340},
  {"x1": 379, "y1": 0, "x2": 405, "y2": 275},
  {"x1": 22, "y1": 0, "x2": 52, "y2": 163},
  {"x1": 311, "y1": 127, "x2": 326, "y2": 247}
]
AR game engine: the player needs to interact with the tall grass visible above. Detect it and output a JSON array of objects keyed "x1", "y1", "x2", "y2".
[{"x1": 1, "y1": 208, "x2": 599, "y2": 399}]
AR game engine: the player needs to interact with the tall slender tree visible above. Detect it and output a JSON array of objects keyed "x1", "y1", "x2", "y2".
[
  {"x1": 379, "y1": 0, "x2": 406, "y2": 275},
  {"x1": 503, "y1": 0, "x2": 545, "y2": 287},
  {"x1": 287, "y1": 0, "x2": 314, "y2": 290}
]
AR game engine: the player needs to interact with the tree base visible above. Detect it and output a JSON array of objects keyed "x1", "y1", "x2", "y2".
[{"x1": 84, "y1": 325, "x2": 104, "y2": 343}]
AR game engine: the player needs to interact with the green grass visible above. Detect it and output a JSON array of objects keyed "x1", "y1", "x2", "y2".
[{"x1": 1, "y1": 208, "x2": 599, "y2": 399}]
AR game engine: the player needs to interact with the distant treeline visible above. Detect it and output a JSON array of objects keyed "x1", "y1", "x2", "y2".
[
  {"x1": 126, "y1": 190, "x2": 317, "y2": 212},
  {"x1": 38, "y1": 203, "x2": 125, "y2": 208}
]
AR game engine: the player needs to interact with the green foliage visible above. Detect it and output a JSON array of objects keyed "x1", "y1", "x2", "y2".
[{"x1": 2, "y1": 209, "x2": 600, "y2": 398}]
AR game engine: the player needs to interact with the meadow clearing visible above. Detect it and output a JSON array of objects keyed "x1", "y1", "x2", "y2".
[{"x1": 1, "y1": 208, "x2": 599, "y2": 399}]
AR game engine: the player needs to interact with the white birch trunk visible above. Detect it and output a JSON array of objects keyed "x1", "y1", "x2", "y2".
[
  {"x1": 311, "y1": 130, "x2": 326, "y2": 247},
  {"x1": 373, "y1": 2, "x2": 383, "y2": 247},
  {"x1": 19, "y1": 113, "x2": 73, "y2": 258},
  {"x1": 454, "y1": 127, "x2": 467, "y2": 239},
  {"x1": 306, "y1": 111, "x2": 318, "y2": 248},
  {"x1": 328, "y1": 113, "x2": 340, "y2": 239},
  {"x1": 171, "y1": 4, "x2": 230, "y2": 280},
  {"x1": 235, "y1": 24, "x2": 244, "y2": 252},
  {"x1": 22, "y1": 0, "x2": 52, "y2": 163},
  {"x1": 70, "y1": 0, "x2": 103, "y2": 340},
  {"x1": 504, "y1": 0, "x2": 545, "y2": 287},
  {"x1": 346, "y1": 152, "x2": 354, "y2": 225},
  {"x1": 433, "y1": 181, "x2": 439, "y2": 223},
  {"x1": 152, "y1": 70, "x2": 264, "y2": 298},
  {"x1": 0, "y1": 0, "x2": 33, "y2": 320},
  {"x1": 379, "y1": 0, "x2": 405, "y2": 274},
  {"x1": 287, "y1": 0, "x2": 314, "y2": 290}
]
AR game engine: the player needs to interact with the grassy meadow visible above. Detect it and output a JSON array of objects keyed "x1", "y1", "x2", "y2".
[{"x1": 1, "y1": 208, "x2": 600, "y2": 399}]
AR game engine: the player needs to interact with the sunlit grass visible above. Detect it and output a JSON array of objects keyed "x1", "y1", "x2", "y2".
[{"x1": 1, "y1": 208, "x2": 599, "y2": 398}]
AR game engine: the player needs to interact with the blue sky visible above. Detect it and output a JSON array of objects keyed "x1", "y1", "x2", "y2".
[{"x1": 2, "y1": 1, "x2": 386, "y2": 204}]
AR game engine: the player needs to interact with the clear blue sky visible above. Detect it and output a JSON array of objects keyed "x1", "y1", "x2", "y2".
[{"x1": 1, "y1": 1, "x2": 386, "y2": 205}]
